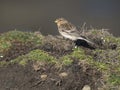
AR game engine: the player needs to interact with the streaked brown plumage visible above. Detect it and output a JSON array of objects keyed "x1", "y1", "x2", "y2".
[{"x1": 55, "y1": 18, "x2": 94, "y2": 45}]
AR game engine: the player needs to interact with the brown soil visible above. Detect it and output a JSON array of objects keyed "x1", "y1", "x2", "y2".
[{"x1": 0, "y1": 60, "x2": 102, "y2": 90}]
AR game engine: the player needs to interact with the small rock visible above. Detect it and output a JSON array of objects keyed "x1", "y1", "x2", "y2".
[
  {"x1": 40, "y1": 74, "x2": 47, "y2": 80},
  {"x1": 33, "y1": 61, "x2": 45, "y2": 71},
  {"x1": 82, "y1": 85, "x2": 91, "y2": 90},
  {"x1": 59, "y1": 72, "x2": 68, "y2": 78}
]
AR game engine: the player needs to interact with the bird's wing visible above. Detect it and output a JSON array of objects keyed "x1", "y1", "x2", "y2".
[
  {"x1": 59, "y1": 23, "x2": 81, "y2": 37},
  {"x1": 68, "y1": 29, "x2": 81, "y2": 37},
  {"x1": 78, "y1": 36, "x2": 94, "y2": 45},
  {"x1": 60, "y1": 23, "x2": 76, "y2": 31}
]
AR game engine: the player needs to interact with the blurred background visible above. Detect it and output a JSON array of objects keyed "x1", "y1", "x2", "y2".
[{"x1": 0, "y1": 0, "x2": 120, "y2": 36}]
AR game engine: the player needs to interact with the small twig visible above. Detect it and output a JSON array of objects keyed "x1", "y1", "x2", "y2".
[{"x1": 30, "y1": 80, "x2": 43, "y2": 88}]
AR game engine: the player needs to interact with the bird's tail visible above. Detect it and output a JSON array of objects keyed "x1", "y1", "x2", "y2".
[{"x1": 78, "y1": 37, "x2": 94, "y2": 45}]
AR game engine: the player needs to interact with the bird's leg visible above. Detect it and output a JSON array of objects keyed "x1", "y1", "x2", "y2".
[{"x1": 74, "y1": 40, "x2": 79, "y2": 48}]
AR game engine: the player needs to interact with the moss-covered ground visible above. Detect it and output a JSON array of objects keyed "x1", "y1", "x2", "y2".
[{"x1": 0, "y1": 29, "x2": 120, "y2": 90}]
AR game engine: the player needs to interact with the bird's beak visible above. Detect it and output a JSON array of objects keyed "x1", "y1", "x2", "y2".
[{"x1": 54, "y1": 20, "x2": 57, "y2": 23}]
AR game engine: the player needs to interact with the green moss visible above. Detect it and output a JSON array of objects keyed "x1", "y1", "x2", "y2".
[
  {"x1": 104, "y1": 36, "x2": 120, "y2": 45},
  {"x1": 0, "y1": 61, "x2": 8, "y2": 67},
  {"x1": 92, "y1": 47, "x2": 120, "y2": 86},
  {"x1": 0, "y1": 37, "x2": 12, "y2": 52},
  {"x1": 19, "y1": 59, "x2": 28, "y2": 66},
  {"x1": 0, "y1": 30, "x2": 43, "y2": 53},
  {"x1": 61, "y1": 55, "x2": 73, "y2": 65},
  {"x1": 1, "y1": 30, "x2": 42, "y2": 42},
  {"x1": 93, "y1": 62, "x2": 109, "y2": 71},
  {"x1": 71, "y1": 48, "x2": 85, "y2": 58},
  {"x1": 10, "y1": 49, "x2": 57, "y2": 66},
  {"x1": 71, "y1": 48, "x2": 93, "y2": 62},
  {"x1": 60, "y1": 48, "x2": 94, "y2": 66},
  {"x1": 108, "y1": 74, "x2": 120, "y2": 85},
  {"x1": 27, "y1": 49, "x2": 56, "y2": 62}
]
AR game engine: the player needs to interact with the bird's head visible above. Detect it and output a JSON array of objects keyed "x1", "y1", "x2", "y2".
[{"x1": 55, "y1": 18, "x2": 68, "y2": 26}]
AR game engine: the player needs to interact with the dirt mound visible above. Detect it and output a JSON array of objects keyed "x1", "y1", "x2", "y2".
[
  {"x1": 0, "y1": 30, "x2": 120, "y2": 90},
  {"x1": 0, "y1": 60, "x2": 101, "y2": 90}
]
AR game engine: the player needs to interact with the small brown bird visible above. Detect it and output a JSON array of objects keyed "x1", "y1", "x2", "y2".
[{"x1": 55, "y1": 18, "x2": 94, "y2": 45}]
